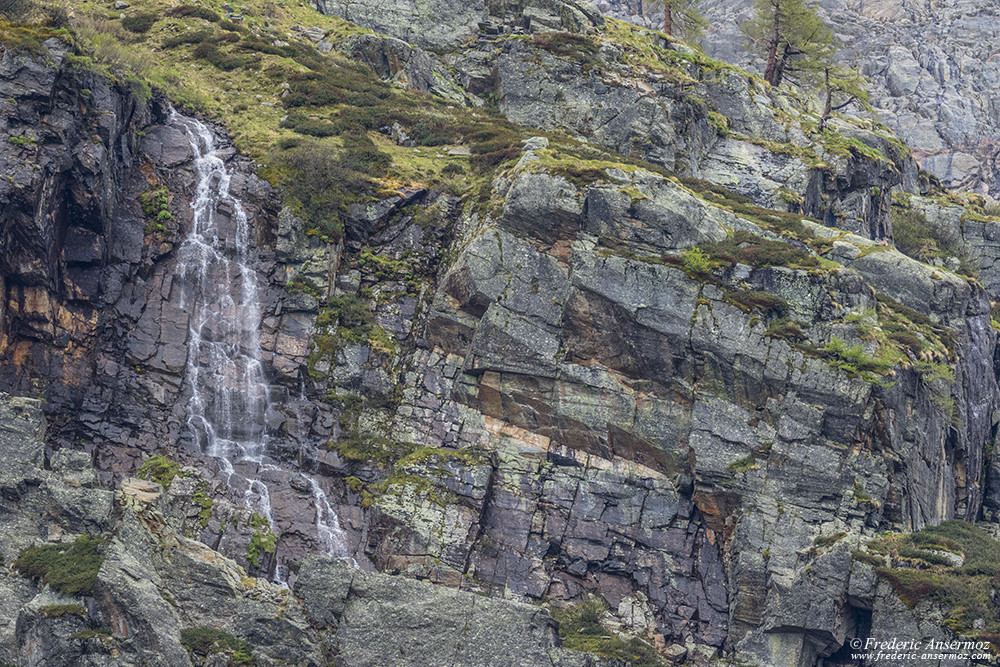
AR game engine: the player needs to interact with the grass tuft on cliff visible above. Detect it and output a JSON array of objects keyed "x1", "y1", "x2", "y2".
[{"x1": 14, "y1": 535, "x2": 105, "y2": 596}]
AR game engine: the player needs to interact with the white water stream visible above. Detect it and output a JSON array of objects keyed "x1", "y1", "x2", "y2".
[{"x1": 171, "y1": 110, "x2": 349, "y2": 574}]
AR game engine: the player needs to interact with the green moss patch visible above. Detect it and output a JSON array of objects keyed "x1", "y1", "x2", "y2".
[
  {"x1": 71, "y1": 628, "x2": 112, "y2": 640},
  {"x1": 136, "y1": 454, "x2": 180, "y2": 489},
  {"x1": 39, "y1": 604, "x2": 87, "y2": 618},
  {"x1": 891, "y1": 205, "x2": 974, "y2": 277}
]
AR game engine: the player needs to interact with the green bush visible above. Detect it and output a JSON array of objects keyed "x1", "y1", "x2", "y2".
[
  {"x1": 725, "y1": 289, "x2": 789, "y2": 317},
  {"x1": 269, "y1": 142, "x2": 373, "y2": 239},
  {"x1": 282, "y1": 65, "x2": 392, "y2": 109},
  {"x1": 277, "y1": 136, "x2": 303, "y2": 150},
  {"x1": 180, "y1": 627, "x2": 255, "y2": 666},
  {"x1": 247, "y1": 514, "x2": 276, "y2": 568},
  {"x1": 139, "y1": 187, "x2": 171, "y2": 223},
  {"x1": 14, "y1": 535, "x2": 104, "y2": 596},
  {"x1": 136, "y1": 454, "x2": 180, "y2": 489},
  {"x1": 121, "y1": 12, "x2": 158, "y2": 34},
  {"x1": 887, "y1": 329, "x2": 922, "y2": 356},
  {"x1": 765, "y1": 318, "x2": 807, "y2": 342},
  {"x1": 892, "y1": 207, "x2": 973, "y2": 275},
  {"x1": 192, "y1": 41, "x2": 253, "y2": 71},
  {"x1": 340, "y1": 134, "x2": 391, "y2": 176},
  {"x1": 7, "y1": 134, "x2": 36, "y2": 146},
  {"x1": 813, "y1": 532, "x2": 847, "y2": 548},
  {"x1": 321, "y1": 294, "x2": 373, "y2": 328},
  {"x1": 692, "y1": 231, "x2": 822, "y2": 275},
  {"x1": 288, "y1": 118, "x2": 339, "y2": 138},
  {"x1": 819, "y1": 336, "x2": 893, "y2": 379},
  {"x1": 681, "y1": 247, "x2": 712, "y2": 274},
  {"x1": 161, "y1": 28, "x2": 215, "y2": 49}
]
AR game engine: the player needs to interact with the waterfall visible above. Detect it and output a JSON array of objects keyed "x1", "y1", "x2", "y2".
[
  {"x1": 174, "y1": 111, "x2": 270, "y2": 462},
  {"x1": 171, "y1": 110, "x2": 350, "y2": 574},
  {"x1": 308, "y1": 476, "x2": 352, "y2": 560}
]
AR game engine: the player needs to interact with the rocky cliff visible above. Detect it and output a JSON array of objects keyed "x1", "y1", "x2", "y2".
[{"x1": 2, "y1": 1, "x2": 1000, "y2": 666}]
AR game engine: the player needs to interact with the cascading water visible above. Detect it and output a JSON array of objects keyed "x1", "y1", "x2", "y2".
[
  {"x1": 174, "y1": 111, "x2": 269, "y2": 463},
  {"x1": 171, "y1": 109, "x2": 350, "y2": 572}
]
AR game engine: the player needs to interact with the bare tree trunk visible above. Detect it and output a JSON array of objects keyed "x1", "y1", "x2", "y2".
[
  {"x1": 664, "y1": 4, "x2": 672, "y2": 35},
  {"x1": 763, "y1": 1, "x2": 781, "y2": 84}
]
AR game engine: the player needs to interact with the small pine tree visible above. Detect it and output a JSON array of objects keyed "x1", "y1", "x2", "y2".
[
  {"x1": 645, "y1": 0, "x2": 707, "y2": 40},
  {"x1": 742, "y1": 0, "x2": 834, "y2": 86}
]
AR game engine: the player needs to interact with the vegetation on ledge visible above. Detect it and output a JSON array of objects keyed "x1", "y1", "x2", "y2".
[
  {"x1": 247, "y1": 513, "x2": 277, "y2": 568},
  {"x1": 39, "y1": 603, "x2": 87, "y2": 618},
  {"x1": 551, "y1": 597, "x2": 664, "y2": 666},
  {"x1": 858, "y1": 521, "x2": 1000, "y2": 644},
  {"x1": 14, "y1": 535, "x2": 105, "y2": 596},
  {"x1": 136, "y1": 454, "x2": 180, "y2": 489}
]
